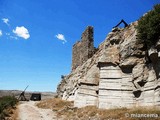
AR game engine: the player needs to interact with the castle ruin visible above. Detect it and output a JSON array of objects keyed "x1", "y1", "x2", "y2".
[
  {"x1": 72, "y1": 26, "x2": 95, "y2": 70},
  {"x1": 57, "y1": 22, "x2": 160, "y2": 109}
]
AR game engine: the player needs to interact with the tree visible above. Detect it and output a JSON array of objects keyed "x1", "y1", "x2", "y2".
[{"x1": 137, "y1": 4, "x2": 160, "y2": 48}]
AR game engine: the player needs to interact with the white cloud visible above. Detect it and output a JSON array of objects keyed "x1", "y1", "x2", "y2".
[
  {"x1": 6, "y1": 33, "x2": 10, "y2": 36},
  {"x1": 2, "y1": 18, "x2": 9, "y2": 25},
  {"x1": 13, "y1": 26, "x2": 30, "y2": 39},
  {"x1": 55, "y1": 34, "x2": 67, "y2": 44},
  {"x1": 10, "y1": 36, "x2": 18, "y2": 40},
  {"x1": 5, "y1": 33, "x2": 17, "y2": 40},
  {"x1": 0, "y1": 30, "x2": 2, "y2": 36}
]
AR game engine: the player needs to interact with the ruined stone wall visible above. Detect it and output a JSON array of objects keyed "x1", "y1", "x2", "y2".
[
  {"x1": 72, "y1": 26, "x2": 95, "y2": 70},
  {"x1": 72, "y1": 41, "x2": 81, "y2": 70}
]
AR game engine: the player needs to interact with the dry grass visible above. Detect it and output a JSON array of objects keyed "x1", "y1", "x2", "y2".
[
  {"x1": 37, "y1": 98, "x2": 73, "y2": 111},
  {"x1": 9, "y1": 107, "x2": 18, "y2": 120},
  {"x1": 2, "y1": 106, "x2": 18, "y2": 120},
  {"x1": 37, "y1": 98, "x2": 160, "y2": 120}
]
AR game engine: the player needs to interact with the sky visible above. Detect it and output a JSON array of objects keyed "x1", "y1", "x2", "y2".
[{"x1": 0, "y1": 0, "x2": 159, "y2": 92}]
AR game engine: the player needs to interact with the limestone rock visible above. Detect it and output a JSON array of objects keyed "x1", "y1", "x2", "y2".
[{"x1": 57, "y1": 21, "x2": 160, "y2": 109}]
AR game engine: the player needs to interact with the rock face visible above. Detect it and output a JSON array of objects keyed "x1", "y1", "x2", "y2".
[{"x1": 57, "y1": 21, "x2": 160, "y2": 109}]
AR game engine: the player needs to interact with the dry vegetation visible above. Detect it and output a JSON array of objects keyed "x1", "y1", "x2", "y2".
[
  {"x1": 37, "y1": 98, "x2": 73, "y2": 111},
  {"x1": 5, "y1": 107, "x2": 19, "y2": 120},
  {"x1": 0, "y1": 96, "x2": 18, "y2": 120},
  {"x1": 37, "y1": 98, "x2": 160, "y2": 120}
]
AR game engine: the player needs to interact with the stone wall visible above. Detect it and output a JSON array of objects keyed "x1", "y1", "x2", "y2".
[
  {"x1": 97, "y1": 62, "x2": 135, "y2": 109},
  {"x1": 72, "y1": 26, "x2": 95, "y2": 70},
  {"x1": 74, "y1": 83, "x2": 98, "y2": 107}
]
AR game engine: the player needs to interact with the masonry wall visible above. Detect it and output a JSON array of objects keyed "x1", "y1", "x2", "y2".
[
  {"x1": 74, "y1": 83, "x2": 98, "y2": 107},
  {"x1": 72, "y1": 41, "x2": 81, "y2": 70},
  {"x1": 98, "y1": 63, "x2": 135, "y2": 109},
  {"x1": 72, "y1": 26, "x2": 95, "y2": 70}
]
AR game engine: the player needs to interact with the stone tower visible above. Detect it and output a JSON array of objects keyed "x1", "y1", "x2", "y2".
[{"x1": 72, "y1": 26, "x2": 95, "y2": 70}]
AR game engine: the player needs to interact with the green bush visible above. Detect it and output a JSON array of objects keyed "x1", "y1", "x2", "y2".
[
  {"x1": 0, "y1": 96, "x2": 18, "y2": 119},
  {"x1": 137, "y1": 4, "x2": 160, "y2": 48}
]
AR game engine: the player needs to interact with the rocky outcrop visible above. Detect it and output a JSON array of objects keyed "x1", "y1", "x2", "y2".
[{"x1": 57, "y1": 21, "x2": 160, "y2": 109}]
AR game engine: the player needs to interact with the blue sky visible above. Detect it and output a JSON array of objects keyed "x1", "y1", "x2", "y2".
[{"x1": 0, "y1": 0, "x2": 159, "y2": 92}]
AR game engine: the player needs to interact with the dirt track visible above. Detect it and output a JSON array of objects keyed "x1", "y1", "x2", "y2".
[{"x1": 17, "y1": 101, "x2": 57, "y2": 120}]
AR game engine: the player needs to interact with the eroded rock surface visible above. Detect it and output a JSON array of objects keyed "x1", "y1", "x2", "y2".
[{"x1": 57, "y1": 21, "x2": 160, "y2": 109}]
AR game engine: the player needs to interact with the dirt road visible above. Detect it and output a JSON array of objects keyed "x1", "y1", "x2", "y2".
[{"x1": 17, "y1": 101, "x2": 57, "y2": 120}]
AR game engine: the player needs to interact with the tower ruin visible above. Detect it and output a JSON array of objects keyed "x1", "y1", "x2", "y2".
[{"x1": 72, "y1": 26, "x2": 95, "y2": 70}]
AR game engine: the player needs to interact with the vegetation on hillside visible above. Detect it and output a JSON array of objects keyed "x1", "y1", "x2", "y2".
[
  {"x1": 0, "y1": 96, "x2": 18, "y2": 119},
  {"x1": 137, "y1": 4, "x2": 160, "y2": 48}
]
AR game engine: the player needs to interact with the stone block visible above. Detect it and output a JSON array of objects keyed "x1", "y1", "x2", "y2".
[
  {"x1": 100, "y1": 78, "x2": 121, "y2": 83},
  {"x1": 100, "y1": 70, "x2": 122, "y2": 78},
  {"x1": 99, "y1": 90, "x2": 122, "y2": 96},
  {"x1": 74, "y1": 93, "x2": 98, "y2": 108},
  {"x1": 100, "y1": 65, "x2": 120, "y2": 70},
  {"x1": 121, "y1": 91, "x2": 134, "y2": 97},
  {"x1": 78, "y1": 88, "x2": 98, "y2": 96},
  {"x1": 143, "y1": 90, "x2": 155, "y2": 97},
  {"x1": 99, "y1": 81, "x2": 121, "y2": 89},
  {"x1": 80, "y1": 84, "x2": 98, "y2": 91}
]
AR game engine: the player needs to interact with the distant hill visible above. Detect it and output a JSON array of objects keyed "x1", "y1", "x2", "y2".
[{"x1": 0, "y1": 90, "x2": 56, "y2": 100}]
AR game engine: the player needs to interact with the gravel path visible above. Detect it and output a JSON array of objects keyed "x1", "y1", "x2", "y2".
[{"x1": 17, "y1": 101, "x2": 57, "y2": 120}]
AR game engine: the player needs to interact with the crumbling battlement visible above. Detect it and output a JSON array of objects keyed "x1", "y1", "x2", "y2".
[{"x1": 72, "y1": 26, "x2": 95, "y2": 70}]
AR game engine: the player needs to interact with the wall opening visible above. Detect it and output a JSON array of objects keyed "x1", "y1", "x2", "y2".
[
  {"x1": 133, "y1": 90, "x2": 142, "y2": 98},
  {"x1": 120, "y1": 65, "x2": 133, "y2": 73},
  {"x1": 137, "y1": 80, "x2": 147, "y2": 87}
]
